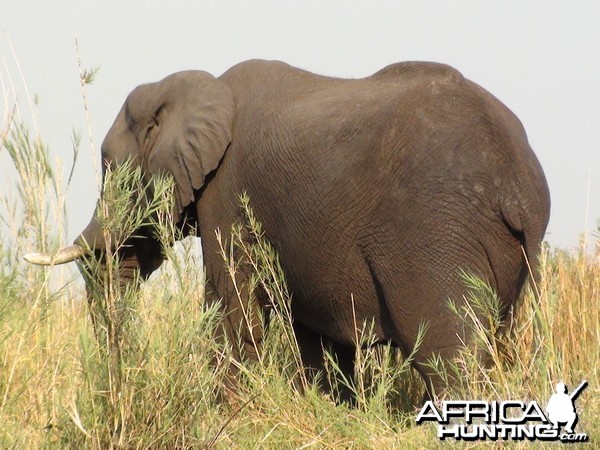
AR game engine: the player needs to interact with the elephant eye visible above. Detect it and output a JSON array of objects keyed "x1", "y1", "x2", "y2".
[
  {"x1": 143, "y1": 119, "x2": 159, "y2": 147},
  {"x1": 143, "y1": 104, "x2": 165, "y2": 148}
]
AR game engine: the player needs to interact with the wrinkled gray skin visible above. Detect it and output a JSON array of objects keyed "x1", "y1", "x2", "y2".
[{"x1": 75, "y1": 60, "x2": 550, "y2": 397}]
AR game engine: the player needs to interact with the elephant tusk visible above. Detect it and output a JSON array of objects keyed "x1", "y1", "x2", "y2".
[{"x1": 23, "y1": 244, "x2": 86, "y2": 266}]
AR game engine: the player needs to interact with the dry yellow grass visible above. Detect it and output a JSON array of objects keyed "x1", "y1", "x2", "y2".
[{"x1": 1, "y1": 203, "x2": 598, "y2": 448}]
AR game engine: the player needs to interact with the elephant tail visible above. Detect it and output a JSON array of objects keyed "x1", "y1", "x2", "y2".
[{"x1": 499, "y1": 190, "x2": 550, "y2": 297}]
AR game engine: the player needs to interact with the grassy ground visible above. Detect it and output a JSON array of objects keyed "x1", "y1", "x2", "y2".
[{"x1": 1, "y1": 101, "x2": 598, "y2": 448}]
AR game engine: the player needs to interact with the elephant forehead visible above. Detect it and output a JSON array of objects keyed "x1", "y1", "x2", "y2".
[
  {"x1": 101, "y1": 114, "x2": 138, "y2": 163},
  {"x1": 124, "y1": 70, "x2": 218, "y2": 121},
  {"x1": 126, "y1": 84, "x2": 163, "y2": 123}
]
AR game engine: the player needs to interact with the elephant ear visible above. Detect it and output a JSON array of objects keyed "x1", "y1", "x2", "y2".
[{"x1": 142, "y1": 70, "x2": 235, "y2": 222}]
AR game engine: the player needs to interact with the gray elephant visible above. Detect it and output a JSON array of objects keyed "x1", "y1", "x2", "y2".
[{"x1": 25, "y1": 59, "x2": 550, "y2": 397}]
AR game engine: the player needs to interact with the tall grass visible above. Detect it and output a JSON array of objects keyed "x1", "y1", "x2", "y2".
[{"x1": 1, "y1": 88, "x2": 598, "y2": 448}]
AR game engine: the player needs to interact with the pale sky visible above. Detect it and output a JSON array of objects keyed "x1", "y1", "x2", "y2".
[{"x1": 2, "y1": 1, "x2": 599, "y2": 250}]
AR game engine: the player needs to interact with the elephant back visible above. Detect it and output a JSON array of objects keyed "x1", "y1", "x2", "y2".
[{"x1": 370, "y1": 61, "x2": 464, "y2": 84}]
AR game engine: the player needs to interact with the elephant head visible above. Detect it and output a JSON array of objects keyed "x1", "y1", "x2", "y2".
[{"x1": 25, "y1": 70, "x2": 235, "y2": 290}]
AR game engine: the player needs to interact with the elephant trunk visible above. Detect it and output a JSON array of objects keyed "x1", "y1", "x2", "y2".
[
  {"x1": 76, "y1": 215, "x2": 160, "y2": 341},
  {"x1": 75, "y1": 210, "x2": 164, "y2": 283},
  {"x1": 75, "y1": 213, "x2": 114, "y2": 251}
]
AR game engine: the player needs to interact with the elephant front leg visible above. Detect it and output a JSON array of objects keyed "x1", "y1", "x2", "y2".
[
  {"x1": 203, "y1": 278, "x2": 270, "y2": 405},
  {"x1": 205, "y1": 279, "x2": 268, "y2": 366}
]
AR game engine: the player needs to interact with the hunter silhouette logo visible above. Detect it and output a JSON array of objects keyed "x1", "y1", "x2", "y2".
[
  {"x1": 416, "y1": 380, "x2": 589, "y2": 443},
  {"x1": 546, "y1": 380, "x2": 587, "y2": 435}
]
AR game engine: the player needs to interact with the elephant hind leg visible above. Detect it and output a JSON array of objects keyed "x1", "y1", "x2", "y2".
[{"x1": 293, "y1": 321, "x2": 356, "y2": 404}]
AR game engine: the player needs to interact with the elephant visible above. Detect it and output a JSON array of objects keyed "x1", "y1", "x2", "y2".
[{"x1": 25, "y1": 59, "x2": 550, "y2": 398}]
